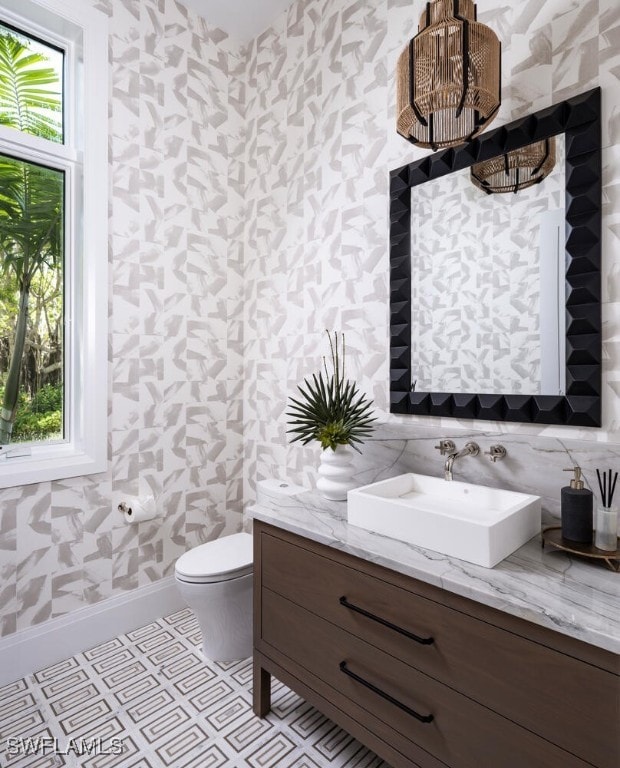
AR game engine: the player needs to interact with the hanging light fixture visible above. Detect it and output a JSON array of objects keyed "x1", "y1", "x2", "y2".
[
  {"x1": 396, "y1": 0, "x2": 501, "y2": 150},
  {"x1": 470, "y1": 138, "x2": 556, "y2": 194}
]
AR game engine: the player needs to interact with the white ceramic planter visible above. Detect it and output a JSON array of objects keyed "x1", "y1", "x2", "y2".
[{"x1": 316, "y1": 444, "x2": 357, "y2": 501}]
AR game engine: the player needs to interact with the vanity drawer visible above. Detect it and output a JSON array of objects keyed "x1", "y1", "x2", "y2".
[
  {"x1": 259, "y1": 527, "x2": 619, "y2": 768},
  {"x1": 261, "y1": 588, "x2": 593, "y2": 768}
]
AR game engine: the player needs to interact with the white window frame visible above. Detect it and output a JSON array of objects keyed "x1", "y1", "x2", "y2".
[{"x1": 0, "y1": 0, "x2": 108, "y2": 488}]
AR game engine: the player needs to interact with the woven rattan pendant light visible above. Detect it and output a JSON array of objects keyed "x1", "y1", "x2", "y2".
[
  {"x1": 397, "y1": 0, "x2": 501, "y2": 150},
  {"x1": 470, "y1": 138, "x2": 556, "y2": 194}
]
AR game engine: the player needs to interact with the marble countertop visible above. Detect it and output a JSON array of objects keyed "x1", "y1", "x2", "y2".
[{"x1": 248, "y1": 490, "x2": 620, "y2": 655}]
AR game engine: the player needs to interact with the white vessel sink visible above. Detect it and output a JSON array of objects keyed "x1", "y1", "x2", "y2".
[{"x1": 347, "y1": 473, "x2": 541, "y2": 568}]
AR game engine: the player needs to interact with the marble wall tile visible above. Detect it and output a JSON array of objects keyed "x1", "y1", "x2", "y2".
[{"x1": 341, "y1": 424, "x2": 620, "y2": 530}]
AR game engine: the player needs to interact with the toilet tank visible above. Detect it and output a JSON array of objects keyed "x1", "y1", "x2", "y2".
[{"x1": 256, "y1": 479, "x2": 307, "y2": 504}]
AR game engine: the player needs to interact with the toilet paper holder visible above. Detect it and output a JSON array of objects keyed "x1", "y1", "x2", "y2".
[{"x1": 118, "y1": 495, "x2": 157, "y2": 523}]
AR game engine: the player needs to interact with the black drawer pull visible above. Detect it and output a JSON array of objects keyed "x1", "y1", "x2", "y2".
[
  {"x1": 339, "y1": 661, "x2": 434, "y2": 724},
  {"x1": 339, "y1": 596, "x2": 434, "y2": 645}
]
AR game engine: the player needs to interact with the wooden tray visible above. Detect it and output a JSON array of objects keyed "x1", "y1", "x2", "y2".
[{"x1": 541, "y1": 526, "x2": 619, "y2": 572}]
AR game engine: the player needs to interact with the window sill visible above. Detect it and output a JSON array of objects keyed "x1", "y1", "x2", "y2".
[{"x1": 0, "y1": 443, "x2": 107, "y2": 488}]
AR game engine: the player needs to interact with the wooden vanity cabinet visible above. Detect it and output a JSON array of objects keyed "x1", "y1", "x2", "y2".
[{"x1": 253, "y1": 521, "x2": 619, "y2": 768}]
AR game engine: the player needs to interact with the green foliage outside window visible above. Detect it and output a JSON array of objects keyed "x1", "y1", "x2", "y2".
[
  {"x1": 0, "y1": 26, "x2": 64, "y2": 445},
  {"x1": 0, "y1": 383, "x2": 61, "y2": 441}
]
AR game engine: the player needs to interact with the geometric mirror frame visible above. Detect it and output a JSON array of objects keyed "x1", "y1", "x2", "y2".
[{"x1": 389, "y1": 88, "x2": 602, "y2": 426}]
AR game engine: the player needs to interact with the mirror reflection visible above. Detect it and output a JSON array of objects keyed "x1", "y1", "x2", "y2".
[
  {"x1": 410, "y1": 134, "x2": 566, "y2": 396},
  {"x1": 471, "y1": 137, "x2": 557, "y2": 194}
]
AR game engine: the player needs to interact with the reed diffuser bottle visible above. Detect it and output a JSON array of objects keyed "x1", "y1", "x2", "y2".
[{"x1": 595, "y1": 469, "x2": 619, "y2": 551}]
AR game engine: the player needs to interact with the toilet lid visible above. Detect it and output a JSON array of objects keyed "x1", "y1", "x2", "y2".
[{"x1": 175, "y1": 532, "x2": 253, "y2": 583}]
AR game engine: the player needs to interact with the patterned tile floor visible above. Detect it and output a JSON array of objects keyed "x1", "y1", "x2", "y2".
[{"x1": 0, "y1": 608, "x2": 388, "y2": 768}]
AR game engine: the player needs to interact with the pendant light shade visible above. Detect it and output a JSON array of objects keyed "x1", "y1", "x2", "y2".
[
  {"x1": 470, "y1": 138, "x2": 556, "y2": 194},
  {"x1": 397, "y1": 0, "x2": 501, "y2": 150}
]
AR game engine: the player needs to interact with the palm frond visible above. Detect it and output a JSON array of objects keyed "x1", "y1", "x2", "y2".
[{"x1": 286, "y1": 331, "x2": 376, "y2": 451}]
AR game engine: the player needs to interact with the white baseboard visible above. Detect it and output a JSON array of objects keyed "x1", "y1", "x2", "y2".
[{"x1": 0, "y1": 576, "x2": 186, "y2": 686}]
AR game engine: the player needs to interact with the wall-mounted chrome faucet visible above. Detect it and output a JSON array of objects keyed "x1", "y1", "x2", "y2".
[
  {"x1": 444, "y1": 442, "x2": 479, "y2": 481},
  {"x1": 435, "y1": 439, "x2": 508, "y2": 480}
]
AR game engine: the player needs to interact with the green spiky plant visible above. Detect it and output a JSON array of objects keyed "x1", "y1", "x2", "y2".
[{"x1": 287, "y1": 331, "x2": 376, "y2": 452}]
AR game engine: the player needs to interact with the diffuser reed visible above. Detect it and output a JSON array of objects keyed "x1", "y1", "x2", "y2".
[
  {"x1": 596, "y1": 468, "x2": 618, "y2": 508},
  {"x1": 595, "y1": 468, "x2": 619, "y2": 551}
]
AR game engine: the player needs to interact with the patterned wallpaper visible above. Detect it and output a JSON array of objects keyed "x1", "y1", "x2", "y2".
[
  {"x1": 242, "y1": 0, "x2": 620, "y2": 500},
  {"x1": 1, "y1": 0, "x2": 619, "y2": 641},
  {"x1": 0, "y1": 0, "x2": 246, "y2": 638}
]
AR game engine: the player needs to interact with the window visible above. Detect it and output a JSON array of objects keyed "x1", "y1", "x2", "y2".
[{"x1": 0, "y1": 0, "x2": 107, "y2": 488}]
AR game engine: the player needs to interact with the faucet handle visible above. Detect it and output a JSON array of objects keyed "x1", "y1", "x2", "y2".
[
  {"x1": 485, "y1": 445, "x2": 507, "y2": 463},
  {"x1": 435, "y1": 439, "x2": 456, "y2": 456}
]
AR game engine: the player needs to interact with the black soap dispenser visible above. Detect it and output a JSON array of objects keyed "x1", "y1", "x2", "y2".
[{"x1": 561, "y1": 467, "x2": 593, "y2": 544}]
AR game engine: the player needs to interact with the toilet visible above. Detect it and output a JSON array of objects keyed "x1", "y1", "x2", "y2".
[
  {"x1": 175, "y1": 479, "x2": 307, "y2": 662},
  {"x1": 175, "y1": 532, "x2": 253, "y2": 662}
]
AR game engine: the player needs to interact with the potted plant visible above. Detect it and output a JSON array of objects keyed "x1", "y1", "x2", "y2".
[{"x1": 286, "y1": 331, "x2": 376, "y2": 500}]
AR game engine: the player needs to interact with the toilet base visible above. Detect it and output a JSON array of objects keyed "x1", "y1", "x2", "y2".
[{"x1": 176, "y1": 572, "x2": 252, "y2": 663}]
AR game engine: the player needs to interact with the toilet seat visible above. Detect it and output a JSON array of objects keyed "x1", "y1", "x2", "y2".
[{"x1": 175, "y1": 532, "x2": 253, "y2": 584}]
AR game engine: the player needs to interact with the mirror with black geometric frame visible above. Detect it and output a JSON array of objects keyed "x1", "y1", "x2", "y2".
[{"x1": 389, "y1": 89, "x2": 602, "y2": 426}]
